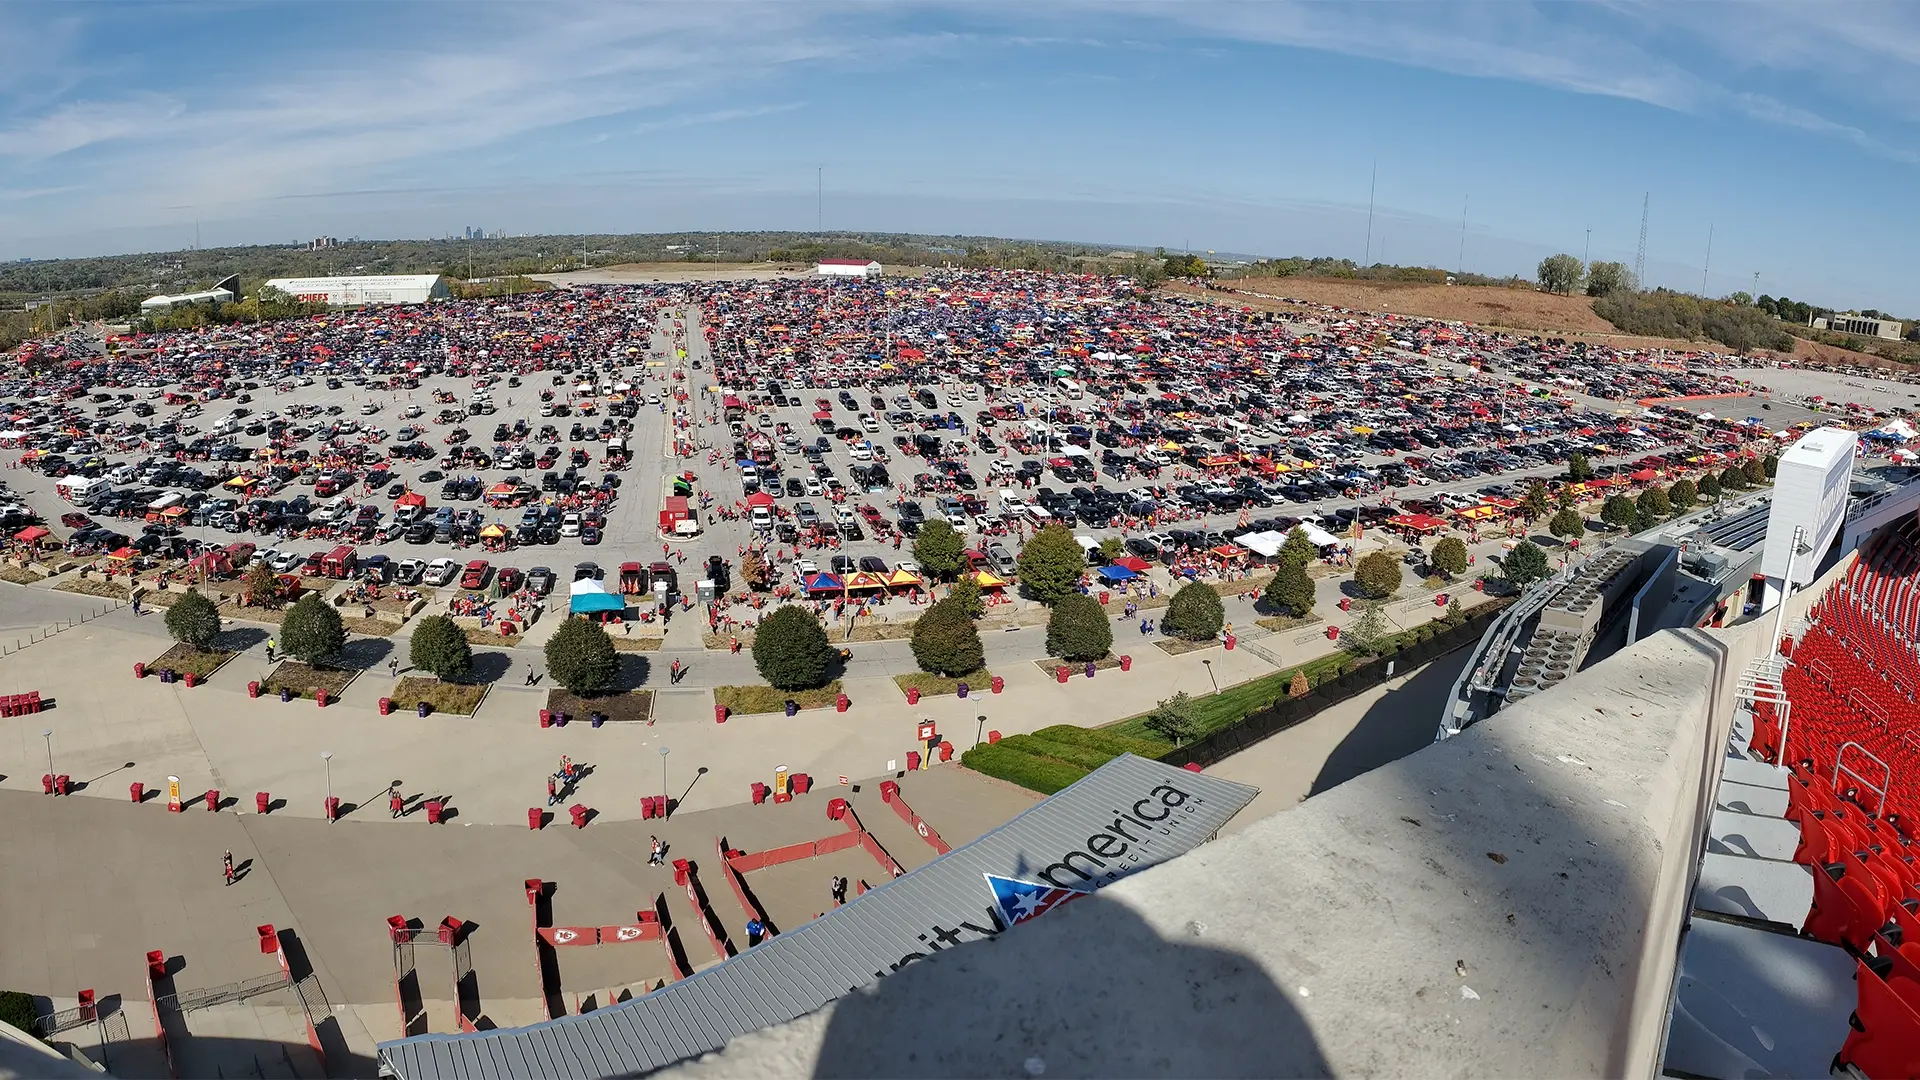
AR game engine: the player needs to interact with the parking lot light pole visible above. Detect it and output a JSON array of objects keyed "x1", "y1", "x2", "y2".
[
  {"x1": 1201, "y1": 658, "x2": 1219, "y2": 695},
  {"x1": 976, "y1": 714, "x2": 986, "y2": 748},
  {"x1": 42, "y1": 728, "x2": 53, "y2": 790},
  {"x1": 320, "y1": 751, "x2": 333, "y2": 820},
  {"x1": 658, "y1": 746, "x2": 671, "y2": 819}
]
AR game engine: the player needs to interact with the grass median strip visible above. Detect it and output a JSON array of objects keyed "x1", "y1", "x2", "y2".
[
  {"x1": 714, "y1": 681, "x2": 844, "y2": 715},
  {"x1": 261, "y1": 662, "x2": 356, "y2": 700},
  {"x1": 892, "y1": 670, "x2": 992, "y2": 698},
  {"x1": 148, "y1": 644, "x2": 236, "y2": 680}
]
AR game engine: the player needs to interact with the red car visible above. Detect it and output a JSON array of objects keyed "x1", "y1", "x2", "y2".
[{"x1": 459, "y1": 559, "x2": 491, "y2": 590}]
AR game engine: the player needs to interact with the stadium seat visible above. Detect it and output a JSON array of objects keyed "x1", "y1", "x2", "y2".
[{"x1": 1838, "y1": 959, "x2": 1920, "y2": 1080}]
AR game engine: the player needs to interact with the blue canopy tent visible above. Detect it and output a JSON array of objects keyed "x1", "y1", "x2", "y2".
[
  {"x1": 570, "y1": 591, "x2": 627, "y2": 615},
  {"x1": 1096, "y1": 564, "x2": 1138, "y2": 582},
  {"x1": 804, "y1": 573, "x2": 844, "y2": 593}
]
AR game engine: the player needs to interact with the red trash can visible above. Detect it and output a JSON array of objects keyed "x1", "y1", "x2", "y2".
[
  {"x1": 794, "y1": 773, "x2": 811, "y2": 794},
  {"x1": 714, "y1": 704, "x2": 727, "y2": 724},
  {"x1": 425, "y1": 800, "x2": 443, "y2": 824},
  {"x1": 991, "y1": 675, "x2": 1004, "y2": 694},
  {"x1": 880, "y1": 780, "x2": 899, "y2": 802},
  {"x1": 906, "y1": 750, "x2": 921, "y2": 771},
  {"x1": 1224, "y1": 634, "x2": 1236, "y2": 651},
  {"x1": 905, "y1": 687, "x2": 920, "y2": 705},
  {"x1": 529, "y1": 808, "x2": 544, "y2": 830},
  {"x1": 1473, "y1": 579, "x2": 1484, "y2": 592},
  {"x1": 248, "y1": 680, "x2": 259, "y2": 698},
  {"x1": 835, "y1": 693, "x2": 849, "y2": 713},
  {"x1": 568, "y1": 804, "x2": 587, "y2": 829},
  {"x1": 539, "y1": 709, "x2": 551, "y2": 728},
  {"x1": 1056, "y1": 665, "x2": 1069, "y2": 683},
  {"x1": 134, "y1": 662, "x2": 146, "y2": 679},
  {"x1": 205, "y1": 788, "x2": 218, "y2": 811},
  {"x1": 324, "y1": 795, "x2": 340, "y2": 821},
  {"x1": 378, "y1": 697, "x2": 392, "y2": 715},
  {"x1": 1099, "y1": 590, "x2": 1110, "y2": 605},
  {"x1": 315, "y1": 689, "x2": 329, "y2": 708},
  {"x1": 256, "y1": 791, "x2": 271, "y2": 814},
  {"x1": 1119, "y1": 654, "x2": 1132, "y2": 671},
  {"x1": 130, "y1": 782, "x2": 144, "y2": 803},
  {"x1": 1435, "y1": 593, "x2": 1448, "y2": 607},
  {"x1": 1326, "y1": 625, "x2": 1340, "y2": 640},
  {"x1": 827, "y1": 796, "x2": 848, "y2": 820},
  {"x1": 1339, "y1": 596, "x2": 1351, "y2": 612},
  {"x1": 41, "y1": 773, "x2": 53, "y2": 795},
  {"x1": 183, "y1": 671, "x2": 198, "y2": 688},
  {"x1": 939, "y1": 742, "x2": 954, "y2": 762},
  {"x1": 750, "y1": 783, "x2": 768, "y2": 805},
  {"x1": 988, "y1": 729, "x2": 1001, "y2": 743}
]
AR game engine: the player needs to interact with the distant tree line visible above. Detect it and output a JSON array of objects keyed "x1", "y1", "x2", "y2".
[{"x1": 1592, "y1": 289, "x2": 1796, "y2": 352}]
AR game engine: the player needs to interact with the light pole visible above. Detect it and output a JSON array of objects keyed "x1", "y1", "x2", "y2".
[
  {"x1": 41, "y1": 728, "x2": 53, "y2": 791},
  {"x1": 658, "y1": 746, "x2": 671, "y2": 819},
  {"x1": 1201, "y1": 658, "x2": 1219, "y2": 695},
  {"x1": 1770, "y1": 524, "x2": 1810, "y2": 655},
  {"x1": 976, "y1": 714, "x2": 987, "y2": 748},
  {"x1": 320, "y1": 751, "x2": 333, "y2": 821}
]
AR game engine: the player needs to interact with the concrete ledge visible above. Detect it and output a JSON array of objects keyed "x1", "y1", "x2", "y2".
[{"x1": 664, "y1": 624, "x2": 1756, "y2": 1079}]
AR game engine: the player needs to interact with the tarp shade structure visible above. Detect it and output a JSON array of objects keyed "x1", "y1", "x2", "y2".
[
  {"x1": 745, "y1": 492, "x2": 775, "y2": 507},
  {"x1": 1209, "y1": 545, "x2": 1246, "y2": 560},
  {"x1": 1112, "y1": 555, "x2": 1151, "y2": 572},
  {"x1": 394, "y1": 491, "x2": 427, "y2": 508},
  {"x1": 844, "y1": 571, "x2": 888, "y2": 591},
  {"x1": 1095, "y1": 564, "x2": 1137, "y2": 581},
  {"x1": 972, "y1": 570, "x2": 1008, "y2": 589},
  {"x1": 1234, "y1": 531, "x2": 1284, "y2": 558},
  {"x1": 1386, "y1": 514, "x2": 1446, "y2": 533},
  {"x1": 478, "y1": 524, "x2": 507, "y2": 538},
  {"x1": 13, "y1": 525, "x2": 49, "y2": 543},
  {"x1": 1298, "y1": 523, "x2": 1342, "y2": 549},
  {"x1": 570, "y1": 591, "x2": 626, "y2": 615},
  {"x1": 885, "y1": 568, "x2": 923, "y2": 588},
  {"x1": 1629, "y1": 468, "x2": 1658, "y2": 482},
  {"x1": 107, "y1": 546, "x2": 137, "y2": 560},
  {"x1": 804, "y1": 573, "x2": 844, "y2": 593}
]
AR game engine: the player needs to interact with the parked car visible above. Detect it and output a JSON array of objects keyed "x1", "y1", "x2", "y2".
[{"x1": 423, "y1": 558, "x2": 459, "y2": 587}]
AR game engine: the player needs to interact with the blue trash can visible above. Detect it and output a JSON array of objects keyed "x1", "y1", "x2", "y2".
[
  {"x1": 1086, "y1": 661, "x2": 1096, "y2": 678},
  {"x1": 956, "y1": 682, "x2": 969, "y2": 699},
  {"x1": 590, "y1": 712, "x2": 605, "y2": 728},
  {"x1": 416, "y1": 702, "x2": 431, "y2": 718},
  {"x1": 784, "y1": 700, "x2": 798, "y2": 717},
  {"x1": 280, "y1": 686, "x2": 292, "y2": 702}
]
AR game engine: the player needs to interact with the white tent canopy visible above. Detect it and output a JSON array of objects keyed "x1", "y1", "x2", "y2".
[{"x1": 1234, "y1": 530, "x2": 1285, "y2": 558}]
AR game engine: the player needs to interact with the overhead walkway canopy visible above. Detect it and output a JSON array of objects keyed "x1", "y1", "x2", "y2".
[{"x1": 377, "y1": 756, "x2": 1257, "y2": 1080}]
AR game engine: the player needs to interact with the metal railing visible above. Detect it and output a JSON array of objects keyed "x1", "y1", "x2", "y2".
[
  {"x1": 157, "y1": 970, "x2": 290, "y2": 1015},
  {"x1": 1835, "y1": 741, "x2": 1891, "y2": 813}
]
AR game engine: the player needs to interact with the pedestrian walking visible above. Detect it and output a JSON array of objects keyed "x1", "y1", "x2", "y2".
[
  {"x1": 746, "y1": 917, "x2": 764, "y2": 945},
  {"x1": 223, "y1": 850, "x2": 235, "y2": 887},
  {"x1": 390, "y1": 789, "x2": 404, "y2": 818},
  {"x1": 831, "y1": 876, "x2": 848, "y2": 906},
  {"x1": 388, "y1": 658, "x2": 399, "y2": 677},
  {"x1": 670, "y1": 658, "x2": 681, "y2": 685},
  {"x1": 649, "y1": 835, "x2": 664, "y2": 865},
  {"x1": 130, "y1": 595, "x2": 142, "y2": 617},
  {"x1": 525, "y1": 665, "x2": 537, "y2": 686},
  {"x1": 265, "y1": 637, "x2": 277, "y2": 662},
  {"x1": 547, "y1": 777, "x2": 559, "y2": 807}
]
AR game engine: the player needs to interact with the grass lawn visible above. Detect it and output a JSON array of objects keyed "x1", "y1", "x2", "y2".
[
  {"x1": 1210, "y1": 573, "x2": 1273, "y2": 596},
  {"x1": 387, "y1": 676, "x2": 487, "y2": 716},
  {"x1": 703, "y1": 631, "x2": 754, "y2": 650},
  {"x1": 714, "y1": 680, "x2": 844, "y2": 715},
  {"x1": 611, "y1": 636, "x2": 665, "y2": 652},
  {"x1": 1153, "y1": 637, "x2": 1219, "y2": 656},
  {"x1": 1104, "y1": 651, "x2": 1355, "y2": 744},
  {"x1": 545, "y1": 688, "x2": 654, "y2": 724},
  {"x1": 220, "y1": 599, "x2": 287, "y2": 625},
  {"x1": 148, "y1": 643, "x2": 236, "y2": 679},
  {"x1": 261, "y1": 662, "x2": 357, "y2": 700},
  {"x1": 54, "y1": 575, "x2": 131, "y2": 600},
  {"x1": 1255, "y1": 613, "x2": 1319, "y2": 633},
  {"x1": 342, "y1": 617, "x2": 398, "y2": 637},
  {"x1": 133, "y1": 588, "x2": 185, "y2": 608},
  {"x1": 840, "y1": 622, "x2": 914, "y2": 642},
  {"x1": 462, "y1": 627, "x2": 522, "y2": 647},
  {"x1": 0, "y1": 565, "x2": 44, "y2": 585},
  {"x1": 892, "y1": 670, "x2": 992, "y2": 698}
]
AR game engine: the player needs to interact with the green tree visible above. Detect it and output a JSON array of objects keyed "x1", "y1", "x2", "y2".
[
  {"x1": 1719, "y1": 465, "x2": 1748, "y2": 492},
  {"x1": 1601, "y1": 493, "x2": 1638, "y2": 529},
  {"x1": 1762, "y1": 453, "x2": 1779, "y2": 479},
  {"x1": 909, "y1": 600, "x2": 984, "y2": 677},
  {"x1": 1142, "y1": 691, "x2": 1199, "y2": 747},
  {"x1": 912, "y1": 520, "x2": 965, "y2": 580},
  {"x1": 1520, "y1": 480, "x2": 1552, "y2": 521},
  {"x1": 1016, "y1": 523, "x2": 1087, "y2": 606},
  {"x1": 1669, "y1": 478, "x2": 1698, "y2": 510},
  {"x1": 947, "y1": 574, "x2": 985, "y2": 620},
  {"x1": 243, "y1": 560, "x2": 278, "y2": 607},
  {"x1": 1429, "y1": 536, "x2": 1468, "y2": 578},
  {"x1": 545, "y1": 616, "x2": 619, "y2": 695},
  {"x1": 1353, "y1": 550, "x2": 1403, "y2": 600},
  {"x1": 163, "y1": 589, "x2": 220, "y2": 650},
  {"x1": 1742, "y1": 457, "x2": 1767, "y2": 485},
  {"x1": 1262, "y1": 559, "x2": 1316, "y2": 617},
  {"x1": 1566, "y1": 452, "x2": 1595, "y2": 482},
  {"x1": 1280, "y1": 527, "x2": 1318, "y2": 566},
  {"x1": 1163, "y1": 253, "x2": 1209, "y2": 278},
  {"x1": 1443, "y1": 598, "x2": 1465, "y2": 626},
  {"x1": 1548, "y1": 507, "x2": 1586, "y2": 541},
  {"x1": 1045, "y1": 592, "x2": 1112, "y2": 662},
  {"x1": 1502, "y1": 541, "x2": 1551, "y2": 588},
  {"x1": 1288, "y1": 670, "x2": 1310, "y2": 698},
  {"x1": 1097, "y1": 537, "x2": 1125, "y2": 561},
  {"x1": 1698, "y1": 471, "x2": 1722, "y2": 500},
  {"x1": 1633, "y1": 505, "x2": 1661, "y2": 532},
  {"x1": 1638, "y1": 485, "x2": 1672, "y2": 519},
  {"x1": 1584, "y1": 261, "x2": 1634, "y2": 298},
  {"x1": 1728, "y1": 290, "x2": 1753, "y2": 306},
  {"x1": 409, "y1": 614, "x2": 473, "y2": 681},
  {"x1": 1344, "y1": 600, "x2": 1389, "y2": 656},
  {"x1": 750, "y1": 605, "x2": 835, "y2": 691},
  {"x1": 1162, "y1": 582, "x2": 1226, "y2": 641},
  {"x1": 279, "y1": 594, "x2": 345, "y2": 665},
  {"x1": 1537, "y1": 253, "x2": 1584, "y2": 294}
]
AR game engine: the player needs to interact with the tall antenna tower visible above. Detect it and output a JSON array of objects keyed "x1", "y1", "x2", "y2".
[
  {"x1": 1700, "y1": 223, "x2": 1713, "y2": 296},
  {"x1": 1363, "y1": 163, "x2": 1377, "y2": 266},
  {"x1": 1633, "y1": 193, "x2": 1649, "y2": 288}
]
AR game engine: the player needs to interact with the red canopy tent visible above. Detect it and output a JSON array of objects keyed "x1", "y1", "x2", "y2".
[
  {"x1": 1113, "y1": 555, "x2": 1151, "y2": 572},
  {"x1": 12, "y1": 525, "x2": 49, "y2": 543},
  {"x1": 1629, "y1": 468, "x2": 1658, "y2": 482},
  {"x1": 745, "y1": 492, "x2": 775, "y2": 507},
  {"x1": 394, "y1": 490, "x2": 427, "y2": 509}
]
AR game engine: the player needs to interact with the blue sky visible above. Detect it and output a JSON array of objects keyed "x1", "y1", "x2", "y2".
[{"x1": 3, "y1": 2, "x2": 1917, "y2": 312}]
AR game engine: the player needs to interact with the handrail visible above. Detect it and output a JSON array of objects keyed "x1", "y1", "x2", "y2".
[{"x1": 1835, "y1": 741, "x2": 1891, "y2": 814}]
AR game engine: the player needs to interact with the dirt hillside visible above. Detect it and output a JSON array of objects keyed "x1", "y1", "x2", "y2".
[{"x1": 1203, "y1": 277, "x2": 1617, "y2": 334}]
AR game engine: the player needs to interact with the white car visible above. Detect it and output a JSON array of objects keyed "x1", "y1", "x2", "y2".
[
  {"x1": 251, "y1": 547, "x2": 280, "y2": 568},
  {"x1": 424, "y1": 558, "x2": 459, "y2": 587},
  {"x1": 402, "y1": 405, "x2": 423, "y2": 419},
  {"x1": 797, "y1": 559, "x2": 819, "y2": 577},
  {"x1": 269, "y1": 550, "x2": 303, "y2": 573},
  {"x1": 560, "y1": 512, "x2": 581, "y2": 537}
]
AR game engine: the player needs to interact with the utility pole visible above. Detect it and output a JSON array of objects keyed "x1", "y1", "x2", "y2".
[
  {"x1": 817, "y1": 166, "x2": 823, "y2": 235},
  {"x1": 1633, "y1": 193, "x2": 1649, "y2": 289},
  {"x1": 1363, "y1": 163, "x2": 1377, "y2": 266},
  {"x1": 1701, "y1": 223, "x2": 1713, "y2": 297},
  {"x1": 1457, "y1": 196, "x2": 1468, "y2": 277},
  {"x1": 1583, "y1": 227, "x2": 1590, "y2": 267}
]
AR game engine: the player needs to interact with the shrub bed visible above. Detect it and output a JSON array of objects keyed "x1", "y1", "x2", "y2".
[
  {"x1": 387, "y1": 677, "x2": 487, "y2": 716},
  {"x1": 1153, "y1": 637, "x2": 1219, "y2": 656},
  {"x1": 148, "y1": 644, "x2": 236, "y2": 680},
  {"x1": 545, "y1": 688, "x2": 653, "y2": 724},
  {"x1": 958, "y1": 725, "x2": 1171, "y2": 795},
  {"x1": 1028, "y1": 655, "x2": 1123, "y2": 676},
  {"x1": 610, "y1": 636, "x2": 665, "y2": 652},
  {"x1": 54, "y1": 576, "x2": 131, "y2": 600},
  {"x1": 260, "y1": 662, "x2": 357, "y2": 701},
  {"x1": 893, "y1": 670, "x2": 992, "y2": 698},
  {"x1": 958, "y1": 742, "x2": 1090, "y2": 795},
  {"x1": 713, "y1": 681, "x2": 843, "y2": 715}
]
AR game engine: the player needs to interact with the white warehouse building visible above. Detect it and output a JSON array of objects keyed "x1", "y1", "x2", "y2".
[
  {"x1": 815, "y1": 258, "x2": 882, "y2": 279},
  {"x1": 261, "y1": 274, "x2": 450, "y2": 306}
]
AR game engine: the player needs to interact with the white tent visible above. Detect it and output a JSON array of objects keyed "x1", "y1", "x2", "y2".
[
  {"x1": 1300, "y1": 522, "x2": 1343, "y2": 549},
  {"x1": 1234, "y1": 530, "x2": 1285, "y2": 558},
  {"x1": 1874, "y1": 419, "x2": 1918, "y2": 441}
]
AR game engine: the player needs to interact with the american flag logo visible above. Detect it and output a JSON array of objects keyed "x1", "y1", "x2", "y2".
[{"x1": 984, "y1": 873, "x2": 1084, "y2": 926}]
